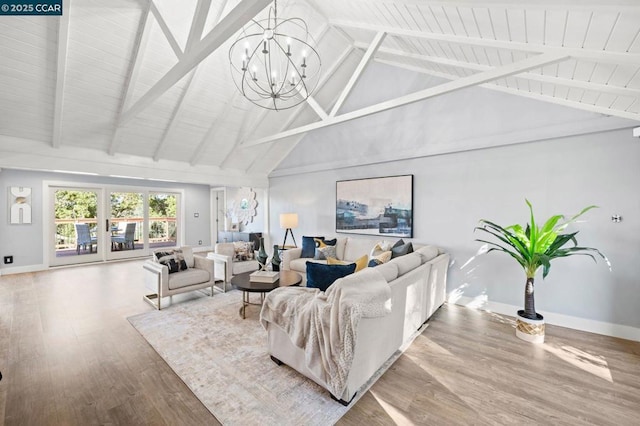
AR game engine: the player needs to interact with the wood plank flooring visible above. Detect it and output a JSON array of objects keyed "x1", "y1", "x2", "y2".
[{"x1": 1, "y1": 260, "x2": 639, "y2": 425}]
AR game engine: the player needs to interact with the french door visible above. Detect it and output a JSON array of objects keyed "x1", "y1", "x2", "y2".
[{"x1": 49, "y1": 184, "x2": 181, "y2": 266}]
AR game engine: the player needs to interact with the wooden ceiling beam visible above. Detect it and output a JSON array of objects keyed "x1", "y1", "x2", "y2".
[
  {"x1": 243, "y1": 52, "x2": 569, "y2": 147},
  {"x1": 376, "y1": 58, "x2": 640, "y2": 122},
  {"x1": 360, "y1": 43, "x2": 640, "y2": 99},
  {"x1": 330, "y1": 31, "x2": 385, "y2": 116},
  {"x1": 52, "y1": 0, "x2": 70, "y2": 148},
  {"x1": 331, "y1": 20, "x2": 640, "y2": 66},
  {"x1": 120, "y1": 0, "x2": 271, "y2": 126},
  {"x1": 108, "y1": 3, "x2": 153, "y2": 156},
  {"x1": 150, "y1": 1, "x2": 183, "y2": 59}
]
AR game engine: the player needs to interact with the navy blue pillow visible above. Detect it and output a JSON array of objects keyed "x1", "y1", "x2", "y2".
[
  {"x1": 322, "y1": 238, "x2": 337, "y2": 246},
  {"x1": 306, "y1": 262, "x2": 356, "y2": 291},
  {"x1": 368, "y1": 259, "x2": 383, "y2": 267},
  {"x1": 302, "y1": 236, "x2": 323, "y2": 258}
]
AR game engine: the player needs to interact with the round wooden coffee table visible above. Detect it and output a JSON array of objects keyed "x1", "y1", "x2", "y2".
[{"x1": 231, "y1": 270, "x2": 302, "y2": 318}]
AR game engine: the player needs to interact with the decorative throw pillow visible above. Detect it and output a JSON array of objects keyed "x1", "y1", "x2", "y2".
[
  {"x1": 392, "y1": 239, "x2": 405, "y2": 249},
  {"x1": 306, "y1": 261, "x2": 356, "y2": 292},
  {"x1": 314, "y1": 237, "x2": 337, "y2": 249},
  {"x1": 328, "y1": 254, "x2": 367, "y2": 271},
  {"x1": 314, "y1": 244, "x2": 337, "y2": 260},
  {"x1": 370, "y1": 240, "x2": 393, "y2": 258},
  {"x1": 302, "y1": 236, "x2": 323, "y2": 258},
  {"x1": 391, "y1": 242, "x2": 414, "y2": 259},
  {"x1": 233, "y1": 241, "x2": 254, "y2": 261},
  {"x1": 368, "y1": 250, "x2": 392, "y2": 267},
  {"x1": 154, "y1": 250, "x2": 186, "y2": 274},
  {"x1": 353, "y1": 254, "x2": 368, "y2": 272}
]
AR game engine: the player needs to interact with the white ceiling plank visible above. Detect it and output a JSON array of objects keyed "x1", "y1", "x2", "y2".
[
  {"x1": 330, "y1": 31, "x2": 386, "y2": 116},
  {"x1": 108, "y1": 4, "x2": 153, "y2": 156},
  {"x1": 150, "y1": 1, "x2": 184, "y2": 59},
  {"x1": 243, "y1": 52, "x2": 569, "y2": 147},
  {"x1": 376, "y1": 57, "x2": 640, "y2": 122},
  {"x1": 120, "y1": 0, "x2": 271, "y2": 126},
  {"x1": 368, "y1": 43, "x2": 640, "y2": 98},
  {"x1": 331, "y1": 19, "x2": 640, "y2": 66},
  {"x1": 186, "y1": 0, "x2": 214, "y2": 53},
  {"x1": 52, "y1": 0, "x2": 71, "y2": 149},
  {"x1": 153, "y1": 70, "x2": 197, "y2": 161}
]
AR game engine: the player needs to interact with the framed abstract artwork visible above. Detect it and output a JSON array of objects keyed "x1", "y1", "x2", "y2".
[{"x1": 336, "y1": 175, "x2": 413, "y2": 238}]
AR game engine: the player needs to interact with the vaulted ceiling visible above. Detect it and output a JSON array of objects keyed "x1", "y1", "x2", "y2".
[{"x1": 1, "y1": 0, "x2": 639, "y2": 187}]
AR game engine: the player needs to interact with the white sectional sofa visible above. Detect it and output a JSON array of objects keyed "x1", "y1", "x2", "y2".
[{"x1": 267, "y1": 237, "x2": 449, "y2": 404}]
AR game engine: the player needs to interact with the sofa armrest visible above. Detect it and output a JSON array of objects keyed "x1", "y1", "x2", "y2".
[
  {"x1": 194, "y1": 255, "x2": 215, "y2": 284},
  {"x1": 208, "y1": 253, "x2": 232, "y2": 282},
  {"x1": 143, "y1": 259, "x2": 169, "y2": 296},
  {"x1": 281, "y1": 247, "x2": 302, "y2": 271}
]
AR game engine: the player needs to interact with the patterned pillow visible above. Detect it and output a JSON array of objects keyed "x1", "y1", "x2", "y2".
[
  {"x1": 314, "y1": 244, "x2": 337, "y2": 260},
  {"x1": 155, "y1": 249, "x2": 187, "y2": 274},
  {"x1": 370, "y1": 240, "x2": 393, "y2": 258},
  {"x1": 233, "y1": 241, "x2": 255, "y2": 261}
]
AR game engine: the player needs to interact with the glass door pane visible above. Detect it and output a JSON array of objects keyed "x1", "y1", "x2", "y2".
[
  {"x1": 52, "y1": 188, "x2": 102, "y2": 265},
  {"x1": 149, "y1": 192, "x2": 179, "y2": 250},
  {"x1": 108, "y1": 191, "x2": 144, "y2": 258}
]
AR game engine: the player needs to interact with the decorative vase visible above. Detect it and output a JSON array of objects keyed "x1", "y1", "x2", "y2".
[
  {"x1": 271, "y1": 245, "x2": 281, "y2": 271},
  {"x1": 516, "y1": 310, "x2": 545, "y2": 343},
  {"x1": 256, "y1": 237, "x2": 268, "y2": 267}
]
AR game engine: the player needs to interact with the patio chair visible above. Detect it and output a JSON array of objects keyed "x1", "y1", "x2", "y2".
[
  {"x1": 74, "y1": 223, "x2": 96, "y2": 254},
  {"x1": 112, "y1": 223, "x2": 136, "y2": 250}
]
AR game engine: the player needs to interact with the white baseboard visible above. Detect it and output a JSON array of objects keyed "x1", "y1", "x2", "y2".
[
  {"x1": 0, "y1": 263, "x2": 47, "y2": 276},
  {"x1": 449, "y1": 295, "x2": 640, "y2": 343}
]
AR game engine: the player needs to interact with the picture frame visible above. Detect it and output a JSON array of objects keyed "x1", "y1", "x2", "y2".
[{"x1": 336, "y1": 175, "x2": 413, "y2": 238}]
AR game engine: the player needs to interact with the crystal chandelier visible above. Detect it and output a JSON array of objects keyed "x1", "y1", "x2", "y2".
[{"x1": 228, "y1": 0, "x2": 321, "y2": 111}]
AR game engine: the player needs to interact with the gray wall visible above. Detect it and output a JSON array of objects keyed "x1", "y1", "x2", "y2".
[
  {"x1": 0, "y1": 169, "x2": 211, "y2": 269},
  {"x1": 269, "y1": 128, "x2": 640, "y2": 329}
]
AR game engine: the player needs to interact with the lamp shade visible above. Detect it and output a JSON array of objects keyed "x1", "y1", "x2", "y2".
[{"x1": 280, "y1": 213, "x2": 298, "y2": 229}]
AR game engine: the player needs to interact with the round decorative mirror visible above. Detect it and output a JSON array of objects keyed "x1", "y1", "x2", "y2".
[{"x1": 234, "y1": 187, "x2": 257, "y2": 225}]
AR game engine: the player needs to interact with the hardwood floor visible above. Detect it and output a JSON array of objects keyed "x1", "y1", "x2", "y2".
[{"x1": 1, "y1": 261, "x2": 639, "y2": 425}]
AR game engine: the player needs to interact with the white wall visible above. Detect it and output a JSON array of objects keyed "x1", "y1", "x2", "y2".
[
  {"x1": 269, "y1": 128, "x2": 640, "y2": 331},
  {"x1": 0, "y1": 169, "x2": 211, "y2": 270}
]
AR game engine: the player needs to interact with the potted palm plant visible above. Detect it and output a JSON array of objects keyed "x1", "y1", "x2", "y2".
[{"x1": 475, "y1": 200, "x2": 606, "y2": 343}]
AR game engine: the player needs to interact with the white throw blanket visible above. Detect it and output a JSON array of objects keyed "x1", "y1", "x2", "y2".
[{"x1": 260, "y1": 268, "x2": 391, "y2": 398}]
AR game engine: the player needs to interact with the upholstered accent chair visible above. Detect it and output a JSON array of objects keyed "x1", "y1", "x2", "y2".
[
  {"x1": 207, "y1": 242, "x2": 259, "y2": 292},
  {"x1": 143, "y1": 246, "x2": 216, "y2": 310}
]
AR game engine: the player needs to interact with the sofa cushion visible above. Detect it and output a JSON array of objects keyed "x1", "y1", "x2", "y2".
[
  {"x1": 344, "y1": 238, "x2": 377, "y2": 262},
  {"x1": 390, "y1": 252, "x2": 422, "y2": 276},
  {"x1": 215, "y1": 242, "x2": 235, "y2": 258},
  {"x1": 416, "y1": 245, "x2": 439, "y2": 263},
  {"x1": 290, "y1": 257, "x2": 325, "y2": 273},
  {"x1": 374, "y1": 262, "x2": 399, "y2": 282},
  {"x1": 168, "y1": 268, "x2": 210, "y2": 290},
  {"x1": 302, "y1": 236, "x2": 323, "y2": 258},
  {"x1": 335, "y1": 238, "x2": 348, "y2": 260},
  {"x1": 306, "y1": 262, "x2": 356, "y2": 292},
  {"x1": 391, "y1": 242, "x2": 414, "y2": 259},
  {"x1": 182, "y1": 246, "x2": 195, "y2": 268}
]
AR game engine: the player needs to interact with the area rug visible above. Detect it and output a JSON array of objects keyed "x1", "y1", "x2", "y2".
[{"x1": 128, "y1": 290, "x2": 428, "y2": 425}]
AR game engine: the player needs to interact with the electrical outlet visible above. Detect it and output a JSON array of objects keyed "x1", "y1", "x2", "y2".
[{"x1": 4, "y1": 255, "x2": 13, "y2": 264}]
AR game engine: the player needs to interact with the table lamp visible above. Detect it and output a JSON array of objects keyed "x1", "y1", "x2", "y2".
[{"x1": 280, "y1": 213, "x2": 298, "y2": 248}]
